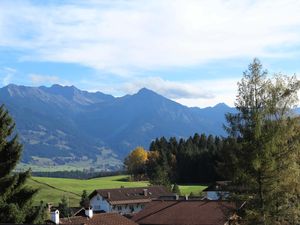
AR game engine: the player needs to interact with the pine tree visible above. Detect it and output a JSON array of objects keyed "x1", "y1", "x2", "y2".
[
  {"x1": 58, "y1": 196, "x2": 71, "y2": 218},
  {"x1": 224, "y1": 59, "x2": 300, "y2": 224},
  {"x1": 0, "y1": 105, "x2": 45, "y2": 223},
  {"x1": 79, "y1": 190, "x2": 89, "y2": 208}
]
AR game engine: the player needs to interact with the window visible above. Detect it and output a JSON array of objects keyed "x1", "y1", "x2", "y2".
[
  {"x1": 97, "y1": 195, "x2": 100, "y2": 200},
  {"x1": 117, "y1": 206, "x2": 122, "y2": 211},
  {"x1": 130, "y1": 205, "x2": 134, "y2": 212}
]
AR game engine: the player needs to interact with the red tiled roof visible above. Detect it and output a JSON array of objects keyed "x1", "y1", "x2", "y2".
[
  {"x1": 60, "y1": 212, "x2": 138, "y2": 225},
  {"x1": 89, "y1": 186, "x2": 171, "y2": 204},
  {"x1": 131, "y1": 200, "x2": 236, "y2": 225}
]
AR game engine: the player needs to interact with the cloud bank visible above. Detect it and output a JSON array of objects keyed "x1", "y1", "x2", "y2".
[
  {"x1": 0, "y1": 0, "x2": 299, "y2": 107},
  {"x1": 0, "y1": 0, "x2": 300, "y2": 75}
]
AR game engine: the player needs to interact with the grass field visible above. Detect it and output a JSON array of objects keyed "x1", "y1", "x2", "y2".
[{"x1": 27, "y1": 175, "x2": 206, "y2": 206}]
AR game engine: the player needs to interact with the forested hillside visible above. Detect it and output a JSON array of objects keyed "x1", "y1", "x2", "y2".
[{"x1": 0, "y1": 84, "x2": 235, "y2": 170}]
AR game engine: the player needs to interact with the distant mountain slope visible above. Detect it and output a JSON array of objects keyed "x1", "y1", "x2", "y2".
[{"x1": 0, "y1": 84, "x2": 236, "y2": 170}]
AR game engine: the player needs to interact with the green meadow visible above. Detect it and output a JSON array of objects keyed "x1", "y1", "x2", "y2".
[{"x1": 27, "y1": 175, "x2": 206, "y2": 206}]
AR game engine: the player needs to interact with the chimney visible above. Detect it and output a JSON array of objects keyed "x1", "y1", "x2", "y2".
[
  {"x1": 85, "y1": 207, "x2": 93, "y2": 218},
  {"x1": 47, "y1": 203, "x2": 53, "y2": 213},
  {"x1": 50, "y1": 210, "x2": 59, "y2": 224},
  {"x1": 107, "y1": 192, "x2": 111, "y2": 199},
  {"x1": 143, "y1": 189, "x2": 148, "y2": 197}
]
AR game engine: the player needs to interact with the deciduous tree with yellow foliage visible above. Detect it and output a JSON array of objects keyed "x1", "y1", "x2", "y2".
[{"x1": 124, "y1": 146, "x2": 148, "y2": 181}]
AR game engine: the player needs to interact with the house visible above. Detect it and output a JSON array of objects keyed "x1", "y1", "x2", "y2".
[
  {"x1": 202, "y1": 181, "x2": 231, "y2": 200},
  {"x1": 89, "y1": 186, "x2": 171, "y2": 214},
  {"x1": 131, "y1": 199, "x2": 238, "y2": 225},
  {"x1": 48, "y1": 208, "x2": 138, "y2": 225},
  {"x1": 202, "y1": 181, "x2": 249, "y2": 200}
]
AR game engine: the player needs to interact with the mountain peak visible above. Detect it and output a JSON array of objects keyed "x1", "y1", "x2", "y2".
[
  {"x1": 137, "y1": 87, "x2": 156, "y2": 94},
  {"x1": 50, "y1": 84, "x2": 78, "y2": 91},
  {"x1": 214, "y1": 102, "x2": 229, "y2": 108}
]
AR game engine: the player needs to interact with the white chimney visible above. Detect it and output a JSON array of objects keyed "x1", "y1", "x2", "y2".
[
  {"x1": 143, "y1": 189, "x2": 148, "y2": 196},
  {"x1": 50, "y1": 210, "x2": 59, "y2": 224},
  {"x1": 85, "y1": 207, "x2": 93, "y2": 218}
]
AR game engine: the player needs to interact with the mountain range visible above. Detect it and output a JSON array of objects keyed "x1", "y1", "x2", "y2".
[{"x1": 1, "y1": 84, "x2": 292, "y2": 171}]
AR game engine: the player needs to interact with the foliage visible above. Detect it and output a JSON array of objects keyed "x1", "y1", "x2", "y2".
[
  {"x1": 124, "y1": 146, "x2": 148, "y2": 180},
  {"x1": 0, "y1": 104, "x2": 46, "y2": 223},
  {"x1": 172, "y1": 184, "x2": 181, "y2": 195},
  {"x1": 189, "y1": 192, "x2": 196, "y2": 197},
  {"x1": 79, "y1": 190, "x2": 89, "y2": 208},
  {"x1": 222, "y1": 59, "x2": 300, "y2": 224},
  {"x1": 146, "y1": 134, "x2": 224, "y2": 185},
  {"x1": 58, "y1": 196, "x2": 72, "y2": 218}
]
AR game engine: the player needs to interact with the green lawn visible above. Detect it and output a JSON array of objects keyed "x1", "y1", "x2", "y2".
[
  {"x1": 27, "y1": 175, "x2": 206, "y2": 206},
  {"x1": 178, "y1": 184, "x2": 207, "y2": 196}
]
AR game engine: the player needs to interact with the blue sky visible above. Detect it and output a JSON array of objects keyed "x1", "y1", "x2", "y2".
[{"x1": 1, "y1": 0, "x2": 300, "y2": 107}]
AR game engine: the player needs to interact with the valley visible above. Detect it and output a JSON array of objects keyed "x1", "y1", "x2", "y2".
[{"x1": 26, "y1": 175, "x2": 207, "y2": 206}]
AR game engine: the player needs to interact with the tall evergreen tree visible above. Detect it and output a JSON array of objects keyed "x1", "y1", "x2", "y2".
[
  {"x1": 223, "y1": 59, "x2": 300, "y2": 224},
  {"x1": 79, "y1": 190, "x2": 89, "y2": 208},
  {"x1": 58, "y1": 196, "x2": 71, "y2": 218},
  {"x1": 0, "y1": 104, "x2": 45, "y2": 223}
]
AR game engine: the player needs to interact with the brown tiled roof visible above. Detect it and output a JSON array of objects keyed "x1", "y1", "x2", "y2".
[
  {"x1": 109, "y1": 199, "x2": 151, "y2": 205},
  {"x1": 60, "y1": 212, "x2": 138, "y2": 225},
  {"x1": 131, "y1": 200, "x2": 236, "y2": 225},
  {"x1": 89, "y1": 186, "x2": 171, "y2": 204}
]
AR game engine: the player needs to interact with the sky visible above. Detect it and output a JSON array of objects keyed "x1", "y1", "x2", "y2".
[{"x1": 0, "y1": 0, "x2": 300, "y2": 108}]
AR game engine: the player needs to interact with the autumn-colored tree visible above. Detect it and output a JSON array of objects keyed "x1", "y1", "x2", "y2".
[{"x1": 124, "y1": 147, "x2": 148, "y2": 180}]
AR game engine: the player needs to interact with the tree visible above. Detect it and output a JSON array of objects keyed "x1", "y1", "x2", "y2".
[
  {"x1": 79, "y1": 190, "x2": 89, "y2": 208},
  {"x1": 0, "y1": 104, "x2": 46, "y2": 223},
  {"x1": 124, "y1": 146, "x2": 148, "y2": 180},
  {"x1": 223, "y1": 59, "x2": 300, "y2": 224},
  {"x1": 58, "y1": 196, "x2": 71, "y2": 218},
  {"x1": 172, "y1": 184, "x2": 181, "y2": 195}
]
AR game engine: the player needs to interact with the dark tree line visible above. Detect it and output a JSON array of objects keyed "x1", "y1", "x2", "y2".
[{"x1": 146, "y1": 133, "x2": 225, "y2": 185}]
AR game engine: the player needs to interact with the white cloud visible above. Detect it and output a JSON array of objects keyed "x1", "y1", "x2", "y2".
[
  {"x1": 29, "y1": 74, "x2": 69, "y2": 86},
  {"x1": 0, "y1": 0, "x2": 300, "y2": 75},
  {"x1": 174, "y1": 79, "x2": 239, "y2": 107},
  {"x1": 121, "y1": 77, "x2": 214, "y2": 98},
  {"x1": 1, "y1": 67, "x2": 17, "y2": 86},
  {"x1": 119, "y1": 76, "x2": 238, "y2": 107}
]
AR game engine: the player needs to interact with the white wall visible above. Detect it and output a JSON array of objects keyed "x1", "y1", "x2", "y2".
[
  {"x1": 90, "y1": 194, "x2": 112, "y2": 212},
  {"x1": 90, "y1": 194, "x2": 145, "y2": 214},
  {"x1": 205, "y1": 191, "x2": 229, "y2": 200},
  {"x1": 111, "y1": 203, "x2": 145, "y2": 214}
]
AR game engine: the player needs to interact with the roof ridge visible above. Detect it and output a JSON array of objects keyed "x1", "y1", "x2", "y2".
[{"x1": 95, "y1": 185, "x2": 163, "y2": 191}]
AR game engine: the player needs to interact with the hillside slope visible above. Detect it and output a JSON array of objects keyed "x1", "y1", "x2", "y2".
[{"x1": 1, "y1": 84, "x2": 236, "y2": 170}]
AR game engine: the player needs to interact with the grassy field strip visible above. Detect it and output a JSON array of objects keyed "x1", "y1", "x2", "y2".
[
  {"x1": 31, "y1": 178, "x2": 81, "y2": 196},
  {"x1": 27, "y1": 178, "x2": 80, "y2": 206},
  {"x1": 27, "y1": 175, "x2": 207, "y2": 207},
  {"x1": 178, "y1": 184, "x2": 207, "y2": 195}
]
